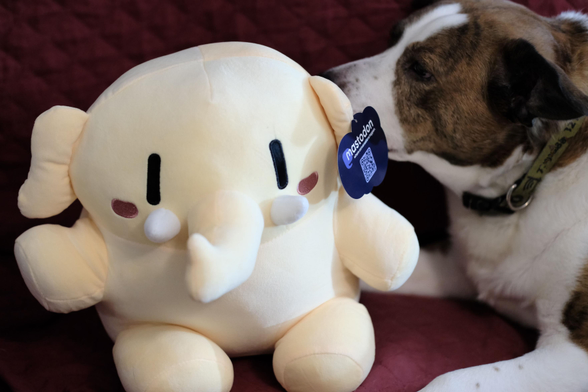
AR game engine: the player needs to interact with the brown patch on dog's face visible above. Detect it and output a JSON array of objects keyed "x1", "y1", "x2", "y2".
[
  {"x1": 551, "y1": 16, "x2": 588, "y2": 80},
  {"x1": 551, "y1": 18, "x2": 588, "y2": 171},
  {"x1": 393, "y1": 18, "x2": 528, "y2": 167},
  {"x1": 563, "y1": 262, "x2": 588, "y2": 351},
  {"x1": 393, "y1": 0, "x2": 588, "y2": 168},
  {"x1": 325, "y1": 0, "x2": 588, "y2": 176}
]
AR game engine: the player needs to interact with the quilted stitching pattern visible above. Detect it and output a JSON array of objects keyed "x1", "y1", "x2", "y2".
[
  {"x1": 0, "y1": 293, "x2": 536, "y2": 392},
  {"x1": 0, "y1": 0, "x2": 584, "y2": 391},
  {"x1": 0, "y1": 0, "x2": 417, "y2": 253},
  {"x1": 1, "y1": 0, "x2": 585, "y2": 251}
]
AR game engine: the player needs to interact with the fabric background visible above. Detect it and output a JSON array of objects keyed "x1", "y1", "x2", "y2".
[{"x1": 0, "y1": 0, "x2": 582, "y2": 390}]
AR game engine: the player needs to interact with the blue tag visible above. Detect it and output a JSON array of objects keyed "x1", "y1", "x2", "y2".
[{"x1": 337, "y1": 106, "x2": 388, "y2": 199}]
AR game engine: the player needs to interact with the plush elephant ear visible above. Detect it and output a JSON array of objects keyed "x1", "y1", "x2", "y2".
[
  {"x1": 18, "y1": 106, "x2": 88, "y2": 219},
  {"x1": 309, "y1": 76, "x2": 353, "y2": 145}
]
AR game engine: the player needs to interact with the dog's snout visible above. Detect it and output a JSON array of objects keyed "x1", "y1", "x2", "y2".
[
  {"x1": 318, "y1": 69, "x2": 337, "y2": 83},
  {"x1": 319, "y1": 68, "x2": 351, "y2": 94}
]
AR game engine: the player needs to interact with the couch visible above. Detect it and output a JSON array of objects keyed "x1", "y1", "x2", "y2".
[{"x1": 1, "y1": 0, "x2": 581, "y2": 390}]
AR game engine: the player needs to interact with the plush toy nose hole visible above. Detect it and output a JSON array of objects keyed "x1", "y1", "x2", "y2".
[
  {"x1": 271, "y1": 195, "x2": 309, "y2": 226},
  {"x1": 112, "y1": 199, "x2": 138, "y2": 218},
  {"x1": 144, "y1": 208, "x2": 181, "y2": 243},
  {"x1": 297, "y1": 171, "x2": 318, "y2": 195}
]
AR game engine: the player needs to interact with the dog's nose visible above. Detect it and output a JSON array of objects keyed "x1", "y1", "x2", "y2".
[
  {"x1": 318, "y1": 69, "x2": 336, "y2": 82},
  {"x1": 318, "y1": 68, "x2": 350, "y2": 95}
]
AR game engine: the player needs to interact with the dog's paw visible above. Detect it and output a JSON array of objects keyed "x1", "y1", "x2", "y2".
[
  {"x1": 418, "y1": 374, "x2": 457, "y2": 392},
  {"x1": 419, "y1": 370, "x2": 487, "y2": 392}
]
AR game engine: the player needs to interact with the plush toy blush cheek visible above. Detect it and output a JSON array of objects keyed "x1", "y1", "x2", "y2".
[
  {"x1": 297, "y1": 171, "x2": 319, "y2": 195},
  {"x1": 112, "y1": 199, "x2": 139, "y2": 218}
]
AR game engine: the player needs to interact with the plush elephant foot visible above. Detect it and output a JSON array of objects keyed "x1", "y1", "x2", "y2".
[
  {"x1": 113, "y1": 324, "x2": 233, "y2": 392},
  {"x1": 273, "y1": 297, "x2": 375, "y2": 392}
]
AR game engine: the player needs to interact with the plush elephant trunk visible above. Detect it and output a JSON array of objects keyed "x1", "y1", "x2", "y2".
[{"x1": 186, "y1": 191, "x2": 264, "y2": 303}]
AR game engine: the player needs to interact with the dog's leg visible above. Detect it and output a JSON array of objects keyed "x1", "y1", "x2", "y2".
[
  {"x1": 419, "y1": 337, "x2": 588, "y2": 392},
  {"x1": 421, "y1": 287, "x2": 588, "y2": 392},
  {"x1": 488, "y1": 297, "x2": 538, "y2": 328},
  {"x1": 387, "y1": 244, "x2": 477, "y2": 298}
]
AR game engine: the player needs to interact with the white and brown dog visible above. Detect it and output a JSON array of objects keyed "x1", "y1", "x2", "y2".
[{"x1": 324, "y1": 0, "x2": 588, "y2": 391}]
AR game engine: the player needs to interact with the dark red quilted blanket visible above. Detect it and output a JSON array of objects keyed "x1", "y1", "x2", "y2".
[{"x1": 0, "y1": 0, "x2": 581, "y2": 391}]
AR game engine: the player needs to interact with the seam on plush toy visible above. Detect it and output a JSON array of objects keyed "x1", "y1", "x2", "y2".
[
  {"x1": 342, "y1": 255, "x2": 395, "y2": 287},
  {"x1": 97, "y1": 222, "x2": 186, "y2": 252},
  {"x1": 90, "y1": 52, "x2": 204, "y2": 113},
  {"x1": 202, "y1": 60, "x2": 214, "y2": 102},
  {"x1": 261, "y1": 198, "x2": 333, "y2": 247},
  {"x1": 45, "y1": 287, "x2": 103, "y2": 304},
  {"x1": 277, "y1": 298, "x2": 369, "y2": 342},
  {"x1": 281, "y1": 352, "x2": 364, "y2": 387},
  {"x1": 143, "y1": 357, "x2": 231, "y2": 392},
  {"x1": 65, "y1": 223, "x2": 109, "y2": 285},
  {"x1": 200, "y1": 51, "x2": 308, "y2": 76},
  {"x1": 15, "y1": 241, "x2": 49, "y2": 310},
  {"x1": 91, "y1": 49, "x2": 308, "y2": 114}
]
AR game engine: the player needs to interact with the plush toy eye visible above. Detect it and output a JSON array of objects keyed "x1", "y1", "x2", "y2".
[
  {"x1": 147, "y1": 153, "x2": 161, "y2": 205},
  {"x1": 297, "y1": 172, "x2": 318, "y2": 195},
  {"x1": 269, "y1": 140, "x2": 288, "y2": 190}
]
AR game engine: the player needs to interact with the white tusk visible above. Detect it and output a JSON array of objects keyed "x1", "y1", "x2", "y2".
[
  {"x1": 144, "y1": 208, "x2": 181, "y2": 243},
  {"x1": 271, "y1": 195, "x2": 309, "y2": 226}
]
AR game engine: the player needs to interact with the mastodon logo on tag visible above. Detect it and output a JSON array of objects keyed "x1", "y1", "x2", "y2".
[
  {"x1": 337, "y1": 106, "x2": 388, "y2": 199},
  {"x1": 343, "y1": 148, "x2": 353, "y2": 169}
]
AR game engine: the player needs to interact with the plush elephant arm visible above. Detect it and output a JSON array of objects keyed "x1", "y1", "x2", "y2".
[
  {"x1": 334, "y1": 188, "x2": 419, "y2": 291},
  {"x1": 14, "y1": 211, "x2": 109, "y2": 313},
  {"x1": 186, "y1": 190, "x2": 264, "y2": 303}
]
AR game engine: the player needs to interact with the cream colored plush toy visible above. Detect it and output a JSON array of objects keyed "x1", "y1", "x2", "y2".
[{"x1": 15, "y1": 42, "x2": 418, "y2": 392}]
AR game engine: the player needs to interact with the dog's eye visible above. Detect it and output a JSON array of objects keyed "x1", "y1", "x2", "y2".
[{"x1": 409, "y1": 61, "x2": 433, "y2": 82}]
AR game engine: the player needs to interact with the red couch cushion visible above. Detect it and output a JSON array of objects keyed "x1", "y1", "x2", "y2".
[
  {"x1": 0, "y1": 287, "x2": 535, "y2": 392},
  {"x1": 0, "y1": 0, "x2": 581, "y2": 390}
]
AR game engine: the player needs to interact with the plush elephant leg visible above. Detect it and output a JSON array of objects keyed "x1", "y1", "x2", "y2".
[
  {"x1": 273, "y1": 297, "x2": 375, "y2": 392},
  {"x1": 113, "y1": 324, "x2": 233, "y2": 392}
]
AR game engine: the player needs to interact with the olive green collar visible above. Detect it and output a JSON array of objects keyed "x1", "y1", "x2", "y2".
[{"x1": 463, "y1": 117, "x2": 586, "y2": 215}]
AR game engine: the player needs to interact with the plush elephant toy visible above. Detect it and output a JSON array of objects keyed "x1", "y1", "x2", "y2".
[{"x1": 15, "y1": 42, "x2": 419, "y2": 392}]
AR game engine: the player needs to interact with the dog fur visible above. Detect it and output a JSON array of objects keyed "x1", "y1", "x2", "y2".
[{"x1": 324, "y1": 0, "x2": 588, "y2": 391}]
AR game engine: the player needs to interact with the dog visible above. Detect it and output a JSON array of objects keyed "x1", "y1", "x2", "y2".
[{"x1": 323, "y1": 0, "x2": 588, "y2": 391}]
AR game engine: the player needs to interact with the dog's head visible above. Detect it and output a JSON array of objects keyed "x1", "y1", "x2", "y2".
[{"x1": 324, "y1": 0, "x2": 588, "y2": 197}]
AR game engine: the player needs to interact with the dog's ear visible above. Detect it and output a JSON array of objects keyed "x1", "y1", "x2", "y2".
[
  {"x1": 411, "y1": 0, "x2": 442, "y2": 11},
  {"x1": 388, "y1": 0, "x2": 443, "y2": 47},
  {"x1": 18, "y1": 106, "x2": 87, "y2": 218},
  {"x1": 389, "y1": 20, "x2": 407, "y2": 47},
  {"x1": 490, "y1": 39, "x2": 588, "y2": 127}
]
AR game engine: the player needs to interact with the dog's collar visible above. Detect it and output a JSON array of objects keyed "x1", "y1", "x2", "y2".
[{"x1": 462, "y1": 117, "x2": 586, "y2": 215}]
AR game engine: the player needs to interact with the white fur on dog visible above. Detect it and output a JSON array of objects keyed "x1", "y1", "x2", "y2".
[
  {"x1": 328, "y1": 4, "x2": 468, "y2": 156},
  {"x1": 331, "y1": 3, "x2": 588, "y2": 392},
  {"x1": 558, "y1": 11, "x2": 588, "y2": 30}
]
